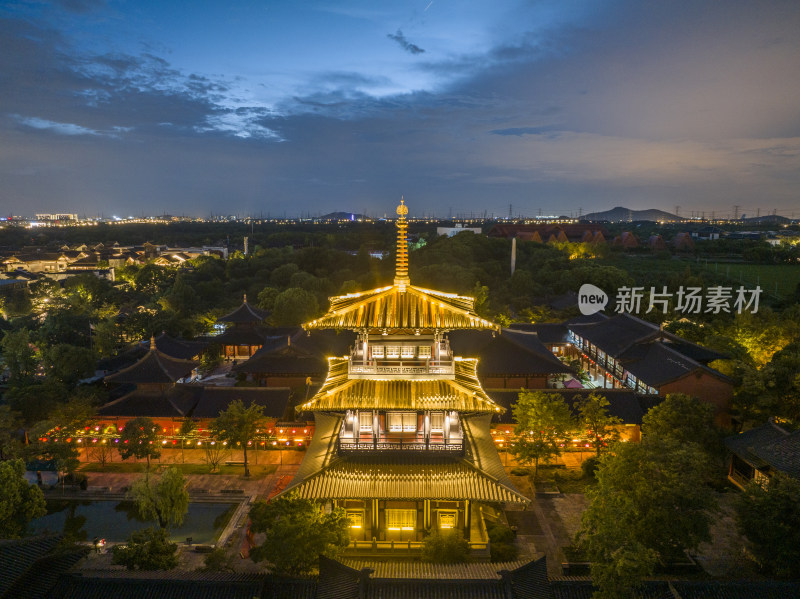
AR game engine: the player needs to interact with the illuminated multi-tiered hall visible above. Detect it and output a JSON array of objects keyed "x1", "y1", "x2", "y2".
[{"x1": 281, "y1": 199, "x2": 527, "y2": 558}]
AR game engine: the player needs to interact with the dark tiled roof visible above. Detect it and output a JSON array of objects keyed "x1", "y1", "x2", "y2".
[
  {"x1": 487, "y1": 389, "x2": 660, "y2": 425},
  {"x1": 725, "y1": 421, "x2": 800, "y2": 476},
  {"x1": 5, "y1": 547, "x2": 87, "y2": 599},
  {"x1": 217, "y1": 298, "x2": 270, "y2": 324},
  {"x1": 368, "y1": 579, "x2": 506, "y2": 599},
  {"x1": 104, "y1": 349, "x2": 198, "y2": 385},
  {"x1": 449, "y1": 330, "x2": 571, "y2": 377},
  {"x1": 618, "y1": 342, "x2": 699, "y2": 387},
  {"x1": 144, "y1": 333, "x2": 208, "y2": 360},
  {"x1": 568, "y1": 314, "x2": 659, "y2": 356},
  {"x1": 508, "y1": 323, "x2": 569, "y2": 345},
  {"x1": 98, "y1": 386, "x2": 291, "y2": 420},
  {"x1": 504, "y1": 557, "x2": 553, "y2": 599},
  {"x1": 0, "y1": 535, "x2": 62, "y2": 598},
  {"x1": 233, "y1": 341, "x2": 328, "y2": 376}
]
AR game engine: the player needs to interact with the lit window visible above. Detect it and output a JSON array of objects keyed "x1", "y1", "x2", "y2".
[
  {"x1": 386, "y1": 346, "x2": 400, "y2": 359},
  {"x1": 347, "y1": 511, "x2": 363, "y2": 529},
  {"x1": 438, "y1": 511, "x2": 457, "y2": 529},
  {"x1": 401, "y1": 346, "x2": 415, "y2": 358},
  {"x1": 386, "y1": 509, "x2": 416, "y2": 531},
  {"x1": 430, "y1": 412, "x2": 444, "y2": 433},
  {"x1": 388, "y1": 412, "x2": 417, "y2": 432},
  {"x1": 359, "y1": 412, "x2": 373, "y2": 432},
  {"x1": 371, "y1": 345, "x2": 385, "y2": 358},
  {"x1": 418, "y1": 346, "x2": 431, "y2": 358}
]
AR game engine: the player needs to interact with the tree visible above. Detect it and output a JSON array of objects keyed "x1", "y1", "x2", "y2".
[
  {"x1": 212, "y1": 400, "x2": 264, "y2": 477},
  {"x1": 421, "y1": 530, "x2": 470, "y2": 564},
  {"x1": 735, "y1": 474, "x2": 800, "y2": 578},
  {"x1": 130, "y1": 466, "x2": 189, "y2": 530},
  {"x1": 0, "y1": 328, "x2": 38, "y2": 384},
  {"x1": 32, "y1": 396, "x2": 97, "y2": 478},
  {"x1": 112, "y1": 526, "x2": 179, "y2": 570},
  {"x1": 641, "y1": 393, "x2": 720, "y2": 458},
  {"x1": 509, "y1": 391, "x2": 575, "y2": 478},
  {"x1": 203, "y1": 440, "x2": 225, "y2": 473},
  {"x1": 577, "y1": 439, "x2": 716, "y2": 598},
  {"x1": 0, "y1": 405, "x2": 23, "y2": 461},
  {"x1": 576, "y1": 393, "x2": 622, "y2": 457},
  {"x1": 0, "y1": 459, "x2": 47, "y2": 539},
  {"x1": 248, "y1": 496, "x2": 349, "y2": 575},
  {"x1": 41, "y1": 343, "x2": 96, "y2": 386},
  {"x1": 271, "y1": 287, "x2": 319, "y2": 326},
  {"x1": 118, "y1": 416, "x2": 161, "y2": 470}
]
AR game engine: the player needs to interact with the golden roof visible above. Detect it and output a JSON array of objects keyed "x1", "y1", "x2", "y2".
[
  {"x1": 299, "y1": 357, "x2": 503, "y2": 413},
  {"x1": 304, "y1": 198, "x2": 498, "y2": 332},
  {"x1": 281, "y1": 413, "x2": 527, "y2": 503},
  {"x1": 304, "y1": 284, "x2": 497, "y2": 332}
]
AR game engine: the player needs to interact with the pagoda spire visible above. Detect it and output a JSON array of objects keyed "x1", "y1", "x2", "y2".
[
  {"x1": 394, "y1": 197, "x2": 410, "y2": 290},
  {"x1": 150, "y1": 335, "x2": 157, "y2": 351}
]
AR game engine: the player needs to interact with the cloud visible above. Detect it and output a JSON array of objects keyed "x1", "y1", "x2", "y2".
[
  {"x1": 12, "y1": 115, "x2": 131, "y2": 137},
  {"x1": 387, "y1": 29, "x2": 425, "y2": 54}
]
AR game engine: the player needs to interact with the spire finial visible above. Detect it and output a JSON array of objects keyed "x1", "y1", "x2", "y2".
[
  {"x1": 150, "y1": 335, "x2": 157, "y2": 351},
  {"x1": 243, "y1": 293, "x2": 247, "y2": 303},
  {"x1": 394, "y1": 197, "x2": 410, "y2": 289}
]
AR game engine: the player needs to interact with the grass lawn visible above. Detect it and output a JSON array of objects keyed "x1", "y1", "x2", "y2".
[
  {"x1": 702, "y1": 262, "x2": 800, "y2": 298},
  {"x1": 531, "y1": 465, "x2": 596, "y2": 494}
]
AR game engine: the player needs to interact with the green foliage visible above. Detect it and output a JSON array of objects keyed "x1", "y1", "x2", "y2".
[
  {"x1": 735, "y1": 474, "x2": 800, "y2": 578},
  {"x1": 256, "y1": 286, "x2": 280, "y2": 311},
  {"x1": 130, "y1": 467, "x2": 189, "y2": 530},
  {"x1": 0, "y1": 405, "x2": 23, "y2": 460},
  {"x1": 421, "y1": 530, "x2": 470, "y2": 564},
  {"x1": 41, "y1": 343, "x2": 96, "y2": 385},
  {"x1": 641, "y1": 393, "x2": 719, "y2": 457},
  {"x1": 112, "y1": 526, "x2": 179, "y2": 570},
  {"x1": 200, "y1": 547, "x2": 236, "y2": 572},
  {"x1": 271, "y1": 287, "x2": 319, "y2": 325},
  {"x1": 0, "y1": 328, "x2": 38, "y2": 383},
  {"x1": 576, "y1": 393, "x2": 622, "y2": 457},
  {"x1": 118, "y1": 416, "x2": 161, "y2": 468},
  {"x1": 510, "y1": 390, "x2": 575, "y2": 477},
  {"x1": 577, "y1": 439, "x2": 716, "y2": 598},
  {"x1": 212, "y1": 400, "x2": 265, "y2": 476},
  {"x1": 581, "y1": 455, "x2": 601, "y2": 479},
  {"x1": 0, "y1": 459, "x2": 47, "y2": 539},
  {"x1": 248, "y1": 496, "x2": 350, "y2": 575},
  {"x1": 486, "y1": 521, "x2": 518, "y2": 563}
]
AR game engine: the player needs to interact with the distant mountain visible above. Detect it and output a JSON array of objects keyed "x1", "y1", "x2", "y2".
[
  {"x1": 582, "y1": 206, "x2": 683, "y2": 222},
  {"x1": 319, "y1": 211, "x2": 369, "y2": 220}
]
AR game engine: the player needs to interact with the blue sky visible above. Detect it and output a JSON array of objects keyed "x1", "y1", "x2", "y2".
[{"x1": 1, "y1": 0, "x2": 799, "y2": 218}]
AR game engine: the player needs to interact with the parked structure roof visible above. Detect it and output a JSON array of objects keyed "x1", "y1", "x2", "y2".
[
  {"x1": 216, "y1": 295, "x2": 270, "y2": 324},
  {"x1": 104, "y1": 343, "x2": 198, "y2": 385}
]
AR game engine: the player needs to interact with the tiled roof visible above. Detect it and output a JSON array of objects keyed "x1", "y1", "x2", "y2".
[
  {"x1": 725, "y1": 421, "x2": 800, "y2": 476},
  {"x1": 298, "y1": 358, "x2": 502, "y2": 413},
  {"x1": 619, "y1": 342, "x2": 700, "y2": 387},
  {"x1": 304, "y1": 284, "x2": 498, "y2": 332},
  {"x1": 98, "y1": 386, "x2": 291, "y2": 420},
  {"x1": 104, "y1": 348, "x2": 198, "y2": 385},
  {"x1": 233, "y1": 340, "x2": 328, "y2": 375},
  {"x1": 210, "y1": 326, "x2": 272, "y2": 347},
  {"x1": 486, "y1": 389, "x2": 661, "y2": 425},
  {"x1": 0, "y1": 535, "x2": 62, "y2": 598},
  {"x1": 282, "y1": 414, "x2": 527, "y2": 503},
  {"x1": 450, "y1": 329, "x2": 572, "y2": 377},
  {"x1": 341, "y1": 560, "x2": 530, "y2": 580},
  {"x1": 144, "y1": 333, "x2": 208, "y2": 360},
  {"x1": 568, "y1": 314, "x2": 659, "y2": 356},
  {"x1": 508, "y1": 323, "x2": 569, "y2": 346},
  {"x1": 216, "y1": 298, "x2": 270, "y2": 324}
]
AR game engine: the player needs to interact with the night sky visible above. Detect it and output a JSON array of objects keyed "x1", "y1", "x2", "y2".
[{"x1": 2, "y1": 0, "x2": 799, "y2": 219}]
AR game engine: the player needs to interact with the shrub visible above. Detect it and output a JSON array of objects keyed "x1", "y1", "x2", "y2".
[
  {"x1": 421, "y1": 530, "x2": 470, "y2": 564},
  {"x1": 581, "y1": 456, "x2": 601, "y2": 479},
  {"x1": 200, "y1": 547, "x2": 235, "y2": 572},
  {"x1": 510, "y1": 467, "x2": 530, "y2": 476},
  {"x1": 112, "y1": 526, "x2": 178, "y2": 570},
  {"x1": 486, "y1": 522, "x2": 518, "y2": 563}
]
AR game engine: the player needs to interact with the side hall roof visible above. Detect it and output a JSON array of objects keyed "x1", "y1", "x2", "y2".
[
  {"x1": 304, "y1": 284, "x2": 499, "y2": 332},
  {"x1": 298, "y1": 358, "x2": 503, "y2": 413},
  {"x1": 104, "y1": 347, "x2": 198, "y2": 385},
  {"x1": 216, "y1": 295, "x2": 270, "y2": 324}
]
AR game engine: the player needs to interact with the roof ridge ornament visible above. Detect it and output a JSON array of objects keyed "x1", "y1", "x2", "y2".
[
  {"x1": 150, "y1": 335, "x2": 157, "y2": 351},
  {"x1": 394, "y1": 197, "x2": 410, "y2": 290}
]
